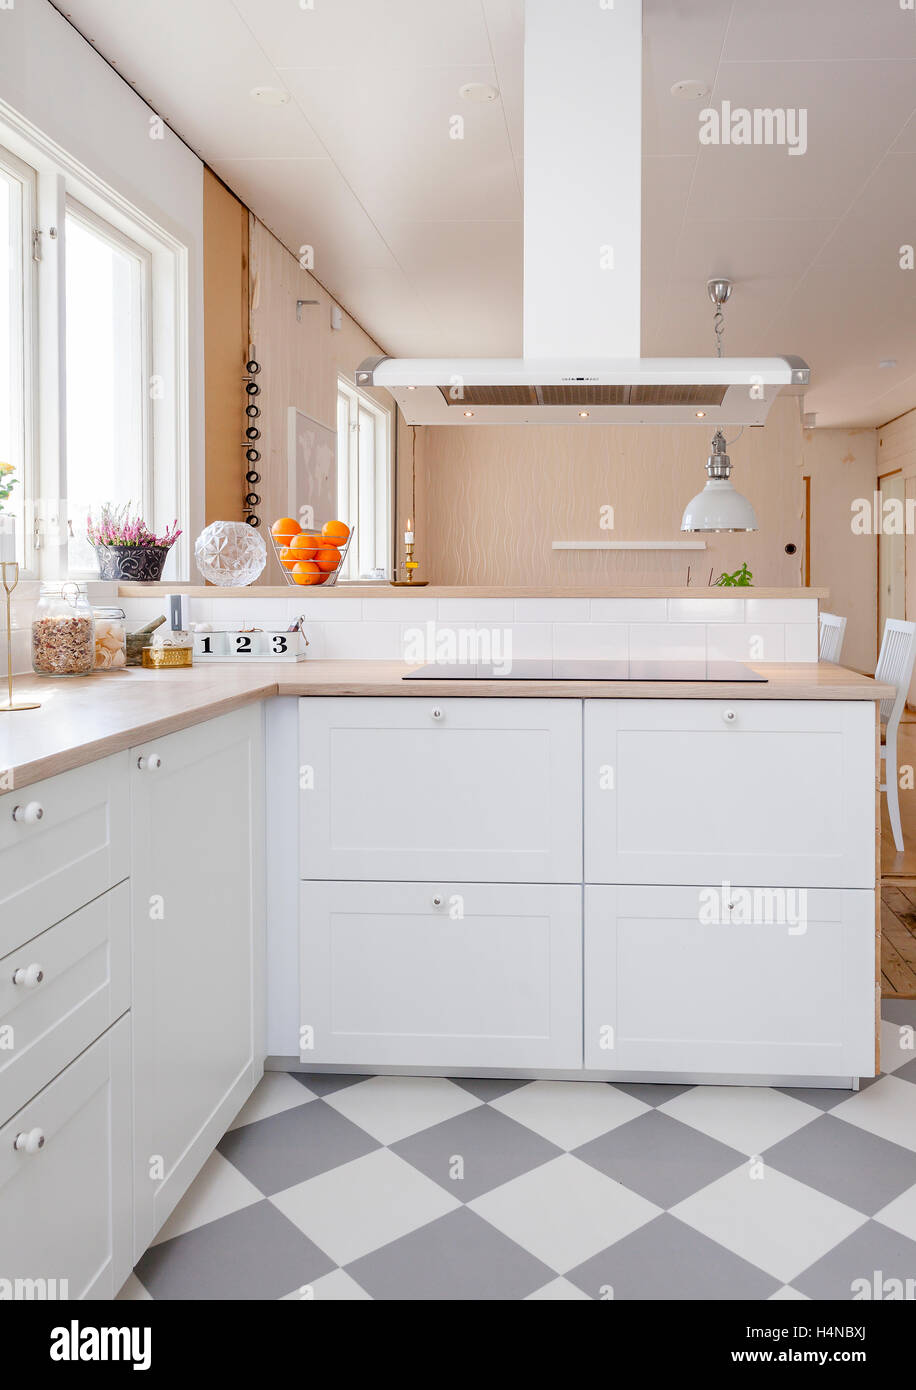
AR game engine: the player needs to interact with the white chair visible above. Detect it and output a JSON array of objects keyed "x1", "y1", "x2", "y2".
[
  {"x1": 876, "y1": 619, "x2": 916, "y2": 853},
  {"x1": 819, "y1": 612, "x2": 847, "y2": 664}
]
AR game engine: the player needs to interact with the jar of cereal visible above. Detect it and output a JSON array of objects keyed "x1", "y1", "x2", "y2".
[{"x1": 31, "y1": 582, "x2": 95, "y2": 677}]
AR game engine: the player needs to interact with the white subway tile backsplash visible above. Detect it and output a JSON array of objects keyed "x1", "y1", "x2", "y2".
[
  {"x1": 589, "y1": 599, "x2": 668, "y2": 623},
  {"x1": 316, "y1": 622, "x2": 401, "y2": 659},
  {"x1": 286, "y1": 596, "x2": 364, "y2": 621},
  {"x1": 514, "y1": 598, "x2": 590, "y2": 623},
  {"x1": 784, "y1": 624, "x2": 819, "y2": 662},
  {"x1": 365, "y1": 598, "x2": 438, "y2": 622},
  {"x1": 629, "y1": 624, "x2": 706, "y2": 660},
  {"x1": 437, "y1": 598, "x2": 516, "y2": 622},
  {"x1": 552, "y1": 624, "x2": 628, "y2": 660},
  {"x1": 744, "y1": 599, "x2": 817, "y2": 625},
  {"x1": 667, "y1": 598, "x2": 745, "y2": 624},
  {"x1": 504, "y1": 624, "x2": 554, "y2": 659},
  {"x1": 706, "y1": 624, "x2": 786, "y2": 662}
]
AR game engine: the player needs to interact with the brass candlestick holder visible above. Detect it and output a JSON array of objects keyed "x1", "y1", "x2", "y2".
[
  {"x1": 0, "y1": 562, "x2": 40, "y2": 712},
  {"x1": 391, "y1": 538, "x2": 429, "y2": 586}
]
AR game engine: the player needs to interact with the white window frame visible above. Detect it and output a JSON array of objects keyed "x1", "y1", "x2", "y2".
[
  {"x1": 337, "y1": 376, "x2": 392, "y2": 580},
  {"x1": 0, "y1": 97, "x2": 190, "y2": 579},
  {"x1": 0, "y1": 143, "x2": 38, "y2": 571}
]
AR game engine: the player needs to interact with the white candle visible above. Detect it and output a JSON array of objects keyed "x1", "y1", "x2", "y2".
[{"x1": 404, "y1": 518, "x2": 414, "y2": 544}]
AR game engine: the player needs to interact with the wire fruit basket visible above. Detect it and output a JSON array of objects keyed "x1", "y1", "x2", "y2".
[{"x1": 269, "y1": 524, "x2": 354, "y2": 587}]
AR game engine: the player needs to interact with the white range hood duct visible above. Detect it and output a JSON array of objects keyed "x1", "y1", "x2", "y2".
[{"x1": 356, "y1": 0, "x2": 809, "y2": 426}]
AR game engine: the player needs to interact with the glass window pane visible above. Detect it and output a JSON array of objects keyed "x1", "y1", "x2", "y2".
[
  {"x1": 65, "y1": 211, "x2": 145, "y2": 570},
  {"x1": 0, "y1": 169, "x2": 24, "y2": 561}
]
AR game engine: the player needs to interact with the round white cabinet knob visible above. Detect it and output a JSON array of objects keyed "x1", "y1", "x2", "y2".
[
  {"x1": 431, "y1": 895, "x2": 444, "y2": 908},
  {"x1": 722, "y1": 709, "x2": 737, "y2": 724},
  {"x1": 12, "y1": 963, "x2": 44, "y2": 988},
  {"x1": 14, "y1": 1128, "x2": 45, "y2": 1155},
  {"x1": 137, "y1": 754, "x2": 162, "y2": 771},
  {"x1": 431, "y1": 707, "x2": 443, "y2": 721},
  {"x1": 11, "y1": 801, "x2": 43, "y2": 824}
]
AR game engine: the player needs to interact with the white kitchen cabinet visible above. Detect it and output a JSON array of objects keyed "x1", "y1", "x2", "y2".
[
  {"x1": 0, "y1": 882, "x2": 130, "y2": 1124},
  {"x1": 300, "y1": 881, "x2": 582, "y2": 1070},
  {"x1": 131, "y1": 705, "x2": 265, "y2": 1255},
  {"x1": 0, "y1": 1017, "x2": 131, "y2": 1300},
  {"x1": 298, "y1": 697, "x2": 582, "y2": 883},
  {"x1": 585, "y1": 699, "x2": 875, "y2": 887},
  {"x1": 584, "y1": 885, "x2": 875, "y2": 1077},
  {"x1": 0, "y1": 753, "x2": 129, "y2": 953}
]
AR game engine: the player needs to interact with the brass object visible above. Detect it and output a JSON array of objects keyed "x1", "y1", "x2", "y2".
[
  {"x1": 127, "y1": 616, "x2": 166, "y2": 665},
  {"x1": 390, "y1": 538, "x2": 429, "y2": 586},
  {"x1": 142, "y1": 645, "x2": 192, "y2": 669},
  {"x1": 0, "y1": 563, "x2": 40, "y2": 711}
]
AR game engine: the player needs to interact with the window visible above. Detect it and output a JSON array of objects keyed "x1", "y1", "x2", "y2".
[
  {"x1": 337, "y1": 377, "x2": 391, "y2": 579},
  {"x1": 0, "y1": 110, "x2": 189, "y2": 578},
  {"x1": 0, "y1": 147, "x2": 36, "y2": 567},
  {"x1": 65, "y1": 204, "x2": 150, "y2": 573}
]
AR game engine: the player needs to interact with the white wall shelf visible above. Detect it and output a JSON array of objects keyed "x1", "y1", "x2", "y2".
[{"x1": 551, "y1": 540, "x2": 707, "y2": 551}]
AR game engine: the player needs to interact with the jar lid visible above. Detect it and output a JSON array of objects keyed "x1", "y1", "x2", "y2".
[
  {"x1": 92, "y1": 606, "x2": 126, "y2": 618},
  {"x1": 40, "y1": 580, "x2": 88, "y2": 596}
]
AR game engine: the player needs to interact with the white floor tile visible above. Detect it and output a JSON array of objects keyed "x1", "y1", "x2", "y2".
[
  {"x1": 873, "y1": 1182, "x2": 916, "y2": 1243},
  {"x1": 879, "y1": 1020, "x2": 916, "y2": 1073},
  {"x1": 322, "y1": 1075, "x2": 481, "y2": 1145},
  {"x1": 270, "y1": 1148, "x2": 460, "y2": 1266},
  {"x1": 281, "y1": 1269, "x2": 372, "y2": 1301},
  {"x1": 116, "y1": 1273, "x2": 152, "y2": 1301},
  {"x1": 490, "y1": 1080, "x2": 649, "y2": 1150},
  {"x1": 469, "y1": 1154, "x2": 660, "y2": 1274},
  {"x1": 151, "y1": 1151, "x2": 263, "y2": 1246},
  {"x1": 769, "y1": 1284, "x2": 810, "y2": 1300},
  {"x1": 831, "y1": 1076, "x2": 916, "y2": 1153},
  {"x1": 227, "y1": 1072, "x2": 314, "y2": 1130},
  {"x1": 659, "y1": 1085, "x2": 818, "y2": 1155},
  {"x1": 526, "y1": 1276, "x2": 593, "y2": 1300},
  {"x1": 671, "y1": 1167, "x2": 866, "y2": 1284}
]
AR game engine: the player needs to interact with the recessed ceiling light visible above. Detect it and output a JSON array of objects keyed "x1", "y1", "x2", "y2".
[
  {"x1": 695, "y1": 410, "x2": 706, "y2": 418},
  {"x1": 671, "y1": 79, "x2": 710, "y2": 100},
  {"x1": 407, "y1": 385, "x2": 416, "y2": 390},
  {"x1": 459, "y1": 81, "x2": 499, "y2": 103},
  {"x1": 879, "y1": 359, "x2": 897, "y2": 369},
  {"x1": 463, "y1": 410, "x2": 475, "y2": 417},
  {"x1": 250, "y1": 86, "x2": 290, "y2": 106},
  {"x1": 579, "y1": 411, "x2": 590, "y2": 418}
]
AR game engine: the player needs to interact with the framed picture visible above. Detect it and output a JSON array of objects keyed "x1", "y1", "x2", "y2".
[{"x1": 287, "y1": 407, "x2": 336, "y2": 530}]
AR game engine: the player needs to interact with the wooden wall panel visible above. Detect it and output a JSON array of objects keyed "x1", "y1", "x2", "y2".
[{"x1": 203, "y1": 170, "x2": 249, "y2": 526}]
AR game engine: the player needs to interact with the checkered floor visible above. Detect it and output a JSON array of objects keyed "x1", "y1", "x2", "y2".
[{"x1": 118, "y1": 1000, "x2": 916, "y2": 1301}]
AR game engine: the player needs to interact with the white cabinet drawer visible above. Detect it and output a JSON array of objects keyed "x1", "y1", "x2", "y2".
[
  {"x1": 585, "y1": 700, "x2": 875, "y2": 887},
  {"x1": 584, "y1": 885, "x2": 875, "y2": 1077},
  {"x1": 299, "y1": 697, "x2": 582, "y2": 883},
  {"x1": 0, "y1": 883, "x2": 129, "y2": 1125},
  {"x1": 300, "y1": 881, "x2": 582, "y2": 1070},
  {"x1": 0, "y1": 1017, "x2": 131, "y2": 1300},
  {"x1": 0, "y1": 754, "x2": 129, "y2": 954}
]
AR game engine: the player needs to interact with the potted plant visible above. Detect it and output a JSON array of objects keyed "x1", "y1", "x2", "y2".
[
  {"x1": 88, "y1": 504, "x2": 181, "y2": 582},
  {"x1": 0, "y1": 462, "x2": 17, "y2": 563}
]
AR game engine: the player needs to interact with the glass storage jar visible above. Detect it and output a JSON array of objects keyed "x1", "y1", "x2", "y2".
[
  {"x1": 91, "y1": 606, "x2": 127, "y2": 670},
  {"x1": 31, "y1": 582, "x2": 95, "y2": 677}
]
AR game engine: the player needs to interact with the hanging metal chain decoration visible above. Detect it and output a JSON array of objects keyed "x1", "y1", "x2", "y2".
[
  {"x1": 242, "y1": 357, "x2": 261, "y2": 526},
  {"x1": 706, "y1": 277, "x2": 732, "y2": 360}
]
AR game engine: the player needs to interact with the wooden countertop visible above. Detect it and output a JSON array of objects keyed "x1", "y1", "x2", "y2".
[
  {"x1": 119, "y1": 584, "x2": 829, "y2": 600},
  {"x1": 0, "y1": 660, "x2": 891, "y2": 790}
]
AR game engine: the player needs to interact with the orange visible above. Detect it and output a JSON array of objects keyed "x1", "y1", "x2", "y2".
[
  {"x1": 271, "y1": 517, "x2": 301, "y2": 545},
  {"x1": 279, "y1": 546, "x2": 298, "y2": 570},
  {"x1": 322, "y1": 520, "x2": 350, "y2": 545},
  {"x1": 314, "y1": 544, "x2": 341, "y2": 573},
  {"x1": 291, "y1": 560, "x2": 322, "y2": 585},
  {"x1": 289, "y1": 532, "x2": 320, "y2": 558}
]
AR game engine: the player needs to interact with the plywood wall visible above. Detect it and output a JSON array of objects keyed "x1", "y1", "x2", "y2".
[
  {"x1": 247, "y1": 219, "x2": 395, "y2": 583},
  {"x1": 416, "y1": 397, "x2": 806, "y2": 589},
  {"x1": 203, "y1": 170, "x2": 249, "y2": 526}
]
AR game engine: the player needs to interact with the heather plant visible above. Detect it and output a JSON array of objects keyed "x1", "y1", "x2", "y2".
[{"x1": 87, "y1": 503, "x2": 181, "y2": 549}]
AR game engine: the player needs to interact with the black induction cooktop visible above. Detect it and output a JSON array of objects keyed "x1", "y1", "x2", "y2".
[{"x1": 403, "y1": 660, "x2": 767, "y2": 682}]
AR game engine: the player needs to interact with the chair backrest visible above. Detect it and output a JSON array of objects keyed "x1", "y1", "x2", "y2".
[
  {"x1": 819, "y1": 612, "x2": 847, "y2": 664},
  {"x1": 875, "y1": 619, "x2": 916, "y2": 728}
]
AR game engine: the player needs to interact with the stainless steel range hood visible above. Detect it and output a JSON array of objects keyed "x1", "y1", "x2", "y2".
[{"x1": 357, "y1": 0, "x2": 809, "y2": 426}]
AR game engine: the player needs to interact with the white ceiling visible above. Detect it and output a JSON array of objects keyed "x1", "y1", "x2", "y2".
[{"x1": 53, "y1": 0, "x2": 916, "y2": 427}]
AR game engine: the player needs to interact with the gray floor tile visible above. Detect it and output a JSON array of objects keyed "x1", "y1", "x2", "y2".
[
  {"x1": 218, "y1": 1099, "x2": 380, "y2": 1195},
  {"x1": 391, "y1": 1104, "x2": 562, "y2": 1201},
  {"x1": 573, "y1": 1109, "x2": 745, "y2": 1209},
  {"x1": 793, "y1": 1219, "x2": 916, "y2": 1300},
  {"x1": 447, "y1": 1076, "x2": 530, "y2": 1102},
  {"x1": 895, "y1": 1057, "x2": 916, "y2": 1086},
  {"x1": 566, "y1": 1214, "x2": 780, "y2": 1301},
  {"x1": 345, "y1": 1207, "x2": 554, "y2": 1300},
  {"x1": 774, "y1": 1085, "x2": 856, "y2": 1112},
  {"x1": 763, "y1": 1113, "x2": 916, "y2": 1216},
  {"x1": 881, "y1": 999, "x2": 916, "y2": 1026},
  {"x1": 610, "y1": 1082, "x2": 693, "y2": 1107},
  {"x1": 135, "y1": 1200, "x2": 334, "y2": 1300},
  {"x1": 291, "y1": 1073, "x2": 372, "y2": 1097}
]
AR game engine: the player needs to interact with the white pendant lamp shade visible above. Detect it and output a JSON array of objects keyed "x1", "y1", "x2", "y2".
[
  {"x1": 681, "y1": 478, "x2": 758, "y2": 532},
  {"x1": 681, "y1": 430, "x2": 758, "y2": 533}
]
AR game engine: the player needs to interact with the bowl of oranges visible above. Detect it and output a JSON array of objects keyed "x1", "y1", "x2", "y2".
[{"x1": 269, "y1": 517, "x2": 353, "y2": 586}]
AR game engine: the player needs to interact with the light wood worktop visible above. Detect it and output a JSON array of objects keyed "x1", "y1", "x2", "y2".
[
  {"x1": 0, "y1": 660, "x2": 892, "y2": 790},
  {"x1": 119, "y1": 584, "x2": 829, "y2": 600}
]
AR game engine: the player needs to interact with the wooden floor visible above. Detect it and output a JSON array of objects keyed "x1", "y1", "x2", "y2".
[{"x1": 881, "y1": 712, "x2": 916, "y2": 996}]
